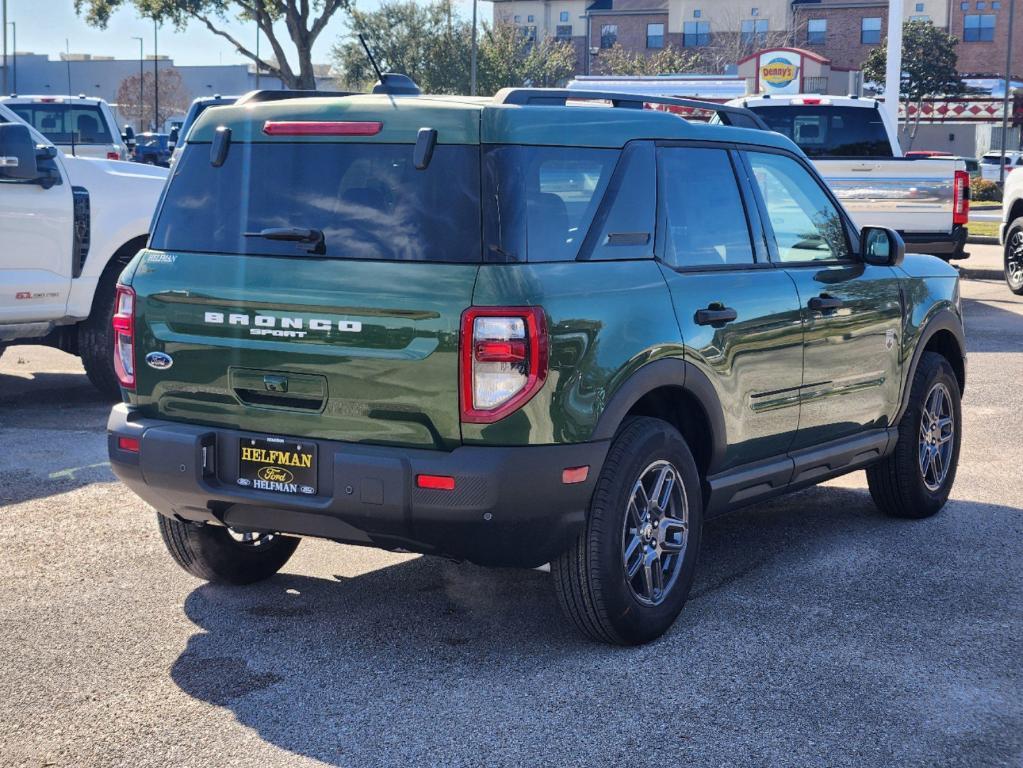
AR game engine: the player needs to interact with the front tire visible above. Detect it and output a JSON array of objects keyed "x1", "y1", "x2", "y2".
[
  {"x1": 157, "y1": 515, "x2": 300, "y2": 584},
  {"x1": 1004, "y1": 217, "x2": 1023, "y2": 295},
  {"x1": 552, "y1": 417, "x2": 703, "y2": 645},
  {"x1": 867, "y1": 352, "x2": 961, "y2": 519}
]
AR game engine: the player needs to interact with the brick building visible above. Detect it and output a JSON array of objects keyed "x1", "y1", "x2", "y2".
[{"x1": 491, "y1": 0, "x2": 1021, "y2": 79}]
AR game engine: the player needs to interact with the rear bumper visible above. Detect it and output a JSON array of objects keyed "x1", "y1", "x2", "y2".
[
  {"x1": 107, "y1": 405, "x2": 609, "y2": 567},
  {"x1": 900, "y1": 225, "x2": 968, "y2": 260}
]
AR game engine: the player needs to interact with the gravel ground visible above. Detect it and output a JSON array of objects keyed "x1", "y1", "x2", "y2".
[{"x1": 0, "y1": 268, "x2": 1020, "y2": 768}]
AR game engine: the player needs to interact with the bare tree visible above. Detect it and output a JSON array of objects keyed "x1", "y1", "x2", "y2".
[
  {"x1": 697, "y1": 8, "x2": 793, "y2": 73},
  {"x1": 116, "y1": 67, "x2": 192, "y2": 131}
]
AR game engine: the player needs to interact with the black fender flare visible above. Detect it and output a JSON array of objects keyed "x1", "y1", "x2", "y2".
[
  {"x1": 592, "y1": 358, "x2": 728, "y2": 472},
  {"x1": 894, "y1": 307, "x2": 966, "y2": 425}
]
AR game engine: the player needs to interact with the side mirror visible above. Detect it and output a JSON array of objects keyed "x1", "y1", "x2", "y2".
[
  {"x1": 168, "y1": 127, "x2": 179, "y2": 146},
  {"x1": 861, "y1": 226, "x2": 905, "y2": 267},
  {"x1": 0, "y1": 123, "x2": 41, "y2": 183},
  {"x1": 122, "y1": 126, "x2": 136, "y2": 147}
]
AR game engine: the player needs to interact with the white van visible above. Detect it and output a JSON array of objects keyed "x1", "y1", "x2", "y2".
[{"x1": 0, "y1": 94, "x2": 129, "y2": 161}]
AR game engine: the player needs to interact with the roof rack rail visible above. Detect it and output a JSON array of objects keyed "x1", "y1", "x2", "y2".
[
  {"x1": 493, "y1": 88, "x2": 769, "y2": 130},
  {"x1": 235, "y1": 89, "x2": 356, "y2": 105}
]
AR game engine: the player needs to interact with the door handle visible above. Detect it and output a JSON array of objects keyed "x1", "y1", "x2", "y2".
[
  {"x1": 808, "y1": 294, "x2": 843, "y2": 312},
  {"x1": 694, "y1": 305, "x2": 738, "y2": 326}
]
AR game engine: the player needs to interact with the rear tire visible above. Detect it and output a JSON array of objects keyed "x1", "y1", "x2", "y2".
[
  {"x1": 867, "y1": 352, "x2": 961, "y2": 519},
  {"x1": 79, "y1": 261, "x2": 126, "y2": 399},
  {"x1": 552, "y1": 417, "x2": 703, "y2": 645},
  {"x1": 157, "y1": 515, "x2": 300, "y2": 585},
  {"x1": 1004, "y1": 217, "x2": 1023, "y2": 295}
]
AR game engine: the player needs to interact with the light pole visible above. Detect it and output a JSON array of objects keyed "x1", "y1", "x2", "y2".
[
  {"x1": 153, "y1": 19, "x2": 159, "y2": 132},
  {"x1": 470, "y1": 0, "x2": 478, "y2": 96},
  {"x1": 999, "y1": 0, "x2": 1016, "y2": 185},
  {"x1": 132, "y1": 36, "x2": 143, "y2": 131},
  {"x1": 884, "y1": 0, "x2": 904, "y2": 136},
  {"x1": 7, "y1": 21, "x2": 14, "y2": 94},
  {"x1": 2, "y1": 0, "x2": 7, "y2": 96}
]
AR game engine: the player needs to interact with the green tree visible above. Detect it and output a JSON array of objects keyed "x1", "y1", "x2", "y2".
[
  {"x1": 75, "y1": 0, "x2": 349, "y2": 90},
  {"x1": 863, "y1": 19, "x2": 964, "y2": 145},
  {"x1": 333, "y1": 2, "x2": 577, "y2": 96},
  {"x1": 597, "y1": 43, "x2": 702, "y2": 76},
  {"x1": 333, "y1": 0, "x2": 471, "y2": 93}
]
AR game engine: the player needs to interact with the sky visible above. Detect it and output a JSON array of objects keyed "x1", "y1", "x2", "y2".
[{"x1": 4, "y1": 0, "x2": 489, "y2": 68}]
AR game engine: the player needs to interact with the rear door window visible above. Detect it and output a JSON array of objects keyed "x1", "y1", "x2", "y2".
[
  {"x1": 482, "y1": 146, "x2": 618, "y2": 262},
  {"x1": 8, "y1": 103, "x2": 114, "y2": 145},
  {"x1": 657, "y1": 147, "x2": 755, "y2": 269},
  {"x1": 151, "y1": 142, "x2": 482, "y2": 263}
]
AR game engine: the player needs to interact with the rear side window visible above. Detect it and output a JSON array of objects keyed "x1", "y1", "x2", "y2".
[
  {"x1": 749, "y1": 105, "x2": 893, "y2": 158},
  {"x1": 151, "y1": 142, "x2": 482, "y2": 263},
  {"x1": 657, "y1": 147, "x2": 754, "y2": 269},
  {"x1": 8, "y1": 104, "x2": 113, "y2": 145},
  {"x1": 483, "y1": 146, "x2": 618, "y2": 262}
]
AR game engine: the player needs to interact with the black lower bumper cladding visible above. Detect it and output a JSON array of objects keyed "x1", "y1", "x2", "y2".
[{"x1": 107, "y1": 404, "x2": 609, "y2": 567}]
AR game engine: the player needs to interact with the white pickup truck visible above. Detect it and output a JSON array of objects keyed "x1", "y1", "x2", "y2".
[
  {"x1": 0, "y1": 102, "x2": 167, "y2": 396},
  {"x1": 729, "y1": 95, "x2": 970, "y2": 261},
  {"x1": 1000, "y1": 167, "x2": 1023, "y2": 294}
]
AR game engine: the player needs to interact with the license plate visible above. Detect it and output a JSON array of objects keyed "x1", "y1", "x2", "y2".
[{"x1": 238, "y1": 437, "x2": 317, "y2": 495}]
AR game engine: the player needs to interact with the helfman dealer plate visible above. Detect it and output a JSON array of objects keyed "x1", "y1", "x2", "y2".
[{"x1": 238, "y1": 437, "x2": 317, "y2": 495}]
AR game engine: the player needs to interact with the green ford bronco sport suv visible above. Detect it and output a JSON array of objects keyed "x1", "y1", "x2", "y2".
[{"x1": 107, "y1": 87, "x2": 966, "y2": 645}]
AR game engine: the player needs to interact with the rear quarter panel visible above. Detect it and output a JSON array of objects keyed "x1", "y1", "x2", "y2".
[{"x1": 466, "y1": 260, "x2": 682, "y2": 445}]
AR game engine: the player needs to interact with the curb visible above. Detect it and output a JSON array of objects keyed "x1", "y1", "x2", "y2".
[
  {"x1": 967, "y1": 236, "x2": 1000, "y2": 245},
  {"x1": 958, "y1": 267, "x2": 1004, "y2": 281}
]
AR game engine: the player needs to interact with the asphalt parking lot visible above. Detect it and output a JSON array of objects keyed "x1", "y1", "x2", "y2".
[{"x1": 1, "y1": 250, "x2": 1021, "y2": 768}]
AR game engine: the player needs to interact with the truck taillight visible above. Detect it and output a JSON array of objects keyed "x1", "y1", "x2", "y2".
[
  {"x1": 953, "y1": 169, "x2": 969, "y2": 226},
  {"x1": 107, "y1": 151, "x2": 120, "y2": 160},
  {"x1": 112, "y1": 285, "x2": 136, "y2": 390},
  {"x1": 460, "y1": 307, "x2": 548, "y2": 424}
]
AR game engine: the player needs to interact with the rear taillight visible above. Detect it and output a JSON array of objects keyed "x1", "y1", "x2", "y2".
[
  {"x1": 460, "y1": 307, "x2": 548, "y2": 424},
  {"x1": 953, "y1": 169, "x2": 969, "y2": 226},
  {"x1": 262, "y1": 121, "x2": 383, "y2": 136},
  {"x1": 107, "y1": 151, "x2": 120, "y2": 160},
  {"x1": 112, "y1": 285, "x2": 136, "y2": 390}
]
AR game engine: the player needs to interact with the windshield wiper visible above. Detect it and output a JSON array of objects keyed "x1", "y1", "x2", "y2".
[{"x1": 244, "y1": 227, "x2": 325, "y2": 255}]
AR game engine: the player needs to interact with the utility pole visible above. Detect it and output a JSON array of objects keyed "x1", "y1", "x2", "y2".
[
  {"x1": 999, "y1": 0, "x2": 1017, "y2": 185},
  {"x1": 153, "y1": 19, "x2": 159, "y2": 133},
  {"x1": 255, "y1": 18, "x2": 260, "y2": 90},
  {"x1": 132, "y1": 36, "x2": 143, "y2": 131},
  {"x1": 2, "y1": 0, "x2": 7, "y2": 96},
  {"x1": 7, "y1": 21, "x2": 14, "y2": 94},
  {"x1": 470, "y1": 0, "x2": 478, "y2": 96},
  {"x1": 884, "y1": 0, "x2": 904, "y2": 138}
]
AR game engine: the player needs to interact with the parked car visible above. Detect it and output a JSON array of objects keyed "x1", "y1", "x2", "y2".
[
  {"x1": 1000, "y1": 163, "x2": 1023, "y2": 294},
  {"x1": 729, "y1": 95, "x2": 970, "y2": 261},
  {"x1": 107, "y1": 87, "x2": 965, "y2": 645},
  {"x1": 169, "y1": 94, "x2": 238, "y2": 166},
  {"x1": 0, "y1": 94, "x2": 129, "y2": 161},
  {"x1": 133, "y1": 132, "x2": 172, "y2": 166},
  {"x1": 980, "y1": 150, "x2": 1023, "y2": 183},
  {"x1": 0, "y1": 102, "x2": 167, "y2": 395}
]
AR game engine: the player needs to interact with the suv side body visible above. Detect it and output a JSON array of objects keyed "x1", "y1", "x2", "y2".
[{"x1": 107, "y1": 91, "x2": 966, "y2": 642}]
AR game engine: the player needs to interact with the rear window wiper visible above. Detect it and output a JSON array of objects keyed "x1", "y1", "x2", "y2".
[{"x1": 244, "y1": 227, "x2": 325, "y2": 255}]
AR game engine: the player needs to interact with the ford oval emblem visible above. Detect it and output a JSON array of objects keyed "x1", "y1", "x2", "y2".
[{"x1": 145, "y1": 351, "x2": 174, "y2": 370}]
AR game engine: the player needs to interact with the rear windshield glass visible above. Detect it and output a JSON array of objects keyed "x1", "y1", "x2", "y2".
[
  {"x1": 151, "y1": 142, "x2": 482, "y2": 263},
  {"x1": 8, "y1": 103, "x2": 113, "y2": 145},
  {"x1": 483, "y1": 146, "x2": 619, "y2": 262},
  {"x1": 749, "y1": 105, "x2": 893, "y2": 158},
  {"x1": 981, "y1": 154, "x2": 1016, "y2": 165}
]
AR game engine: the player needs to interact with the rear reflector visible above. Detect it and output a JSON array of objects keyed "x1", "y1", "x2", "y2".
[
  {"x1": 118, "y1": 436, "x2": 140, "y2": 453},
  {"x1": 262, "y1": 120, "x2": 383, "y2": 136},
  {"x1": 562, "y1": 466, "x2": 589, "y2": 484},
  {"x1": 416, "y1": 474, "x2": 456, "y2": 491}
]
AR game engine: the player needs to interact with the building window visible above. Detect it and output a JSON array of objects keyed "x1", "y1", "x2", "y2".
[
  {"x1": 976, "y1": 1, "x2": 986, "y2": 8},
  {"x1": 861, "y1": 17, "x2": 882, "y2": 44},
  {"x1": 751, "y1": 7, "x2": 759, "y2": 16},
  {"x1": 964, "y1": 13, "x2": 996, "y2": 41},
  {"x1": 741, "y1": 18, "x2": 769, "y2": 46},
  {"x1": 807, "y1": 18, "x2": 826, "y2": 44},
  {"x1": 993, "y1": 1, "x2": 1001, "y2": 8},
  {"x1": 683, "y1": 21, "x2": 711, "y2": 46},
  {"x1": 556, "y1": 24, "x2": 573, "y2": 40},
  {"x1": 513, "y1": 15, "x2": 520, "y2": 23},
  {"x1": 960, "y1": 2, "x2": 968, "y2": 8},
  {"x1": 647, "y1": 22, "x2": 665, "y2": 48},
  {"x1": 600, "y1": 24, "x2": 618, "y2": 48},
  {"x1": 560, "y1": 11, "x2": 569, "y2": 22},
  {"x1": 519, "y1": 25, "x2": 537, "y2": 44},
  {"x1": 915, "y1": 2, "x2": 925, "y2": 10},
  {"x1": 527, "y1": 14, "x2": 534, "y2": 22},
  {"x1": 911, "y1": 15, "x2": 931, "y2": 21},
  {"x1": 693, "y1": 9, "x2": 701, "y2": 18}
]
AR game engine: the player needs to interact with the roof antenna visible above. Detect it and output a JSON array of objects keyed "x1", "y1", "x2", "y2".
[
  {"x1": 358, "y1": 34, "x2": 384, "y2": 84},
  {"x1": 358, "y1": 32, "x2": 420, "y2": 96}
]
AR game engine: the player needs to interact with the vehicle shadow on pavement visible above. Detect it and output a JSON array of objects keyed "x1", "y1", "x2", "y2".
[
  {"x1": 167, "y1": 483, "x2": 1021, "y2": 766},
  {"x1": 961, "y1": 296, "x2": 1023, "y2": 354}
]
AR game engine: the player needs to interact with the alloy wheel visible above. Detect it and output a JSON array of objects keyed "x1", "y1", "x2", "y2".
[
  {"x1": 1007, "y1": 230, "x2": 1023, "y2": 288},
  {"x1": 622, "y1": 460, "x2": 689, "y2": 606},
  {"x1": 918, "y1": 382, "x2": 955, "y2": 492}
]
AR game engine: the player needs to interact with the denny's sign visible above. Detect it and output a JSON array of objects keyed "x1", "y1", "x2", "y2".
[{"x1": 757, "y1": 50, "x2": 803, "y2": 95}]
